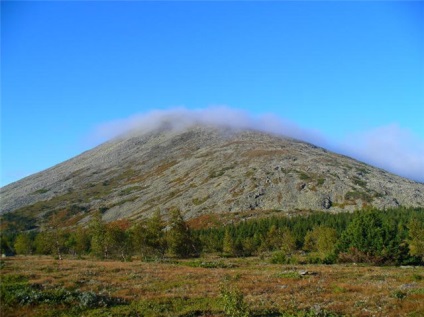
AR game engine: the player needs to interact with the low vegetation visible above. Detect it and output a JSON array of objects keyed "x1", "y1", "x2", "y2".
[
  {"x1": 2, "y1": 207, "x2": 424, "y2": 265},
  {"x1": 1, "y1": 207, "x2": 424, "y2": 316},
  {"x1": 1, "y1": 256, "x2": 423, "y2": 316}
]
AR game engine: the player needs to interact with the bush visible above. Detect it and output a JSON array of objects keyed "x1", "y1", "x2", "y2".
[
  {"x1": 270, "y1": 252, "x2": 299, "y2": 265},
  {"x1": 270, "y1": 252, "x2": 287, "y2": 264},
  {"x1": 304, "y1": 251, "x2": 337, "y2": 264},
  {"x1": 337, "y1": 248, "x2": 385, "y2": 265},
  {"x1": 220, "y1": 284, "x2": 250, "y2": 317},
  {"x1": 0, "y1": 274, "x2": 126, "y2": 311},
  {"x1": 322, "y1": 254, "x2": 337, "y2": 264},
  {"x1": 305, "y1": 256, "x2": 323, "y2": 264}
]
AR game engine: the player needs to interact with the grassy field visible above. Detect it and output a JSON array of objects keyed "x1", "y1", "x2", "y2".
[{"x1": 1, "y1": 255, "x2": 424, "y2": 317}]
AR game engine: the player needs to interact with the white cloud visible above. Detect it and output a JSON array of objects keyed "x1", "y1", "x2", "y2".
[
  {"x1": 89, "y1": 106, "x2": 327, "y2": 146},
  {"x1": 340, "y1": 124, "x2": 424, "y2": 182},
  {"x1": 88, "y1": 106, "x2": 424, "y2": 183}
]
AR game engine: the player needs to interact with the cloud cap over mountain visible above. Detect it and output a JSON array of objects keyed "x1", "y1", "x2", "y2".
[{"x1": 89, "y1": 107, "x2": 424, "y2": 183}]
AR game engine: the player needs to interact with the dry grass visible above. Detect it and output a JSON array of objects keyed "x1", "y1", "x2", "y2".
[{"x1": 1, "y1": 256, "x2": 424, "y2": 316}]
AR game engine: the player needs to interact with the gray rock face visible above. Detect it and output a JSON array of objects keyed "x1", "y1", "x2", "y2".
[
  {"x1": 322, "y1": 197, "x2": 332, "y2": 209},
  {"x1": 1, "y1": 125, "x2": 423, "y2": 225}
]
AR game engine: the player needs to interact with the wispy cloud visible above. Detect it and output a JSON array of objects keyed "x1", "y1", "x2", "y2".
[
  {"x1": 88, "y1": 106, "x2": 424, "y2": 183},
  {"x1": 89, "y1": 106, "x2": 327, "y2": 146},
  {"x1": 340, "y1": 124, "x2": 424, "y2": 182}
]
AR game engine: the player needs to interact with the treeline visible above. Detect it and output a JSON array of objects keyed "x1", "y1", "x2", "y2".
[
  {"x1": 1, "y1": 210, "x2": 199, "y2": 261},
  {"x1": 1, "y1": 207, "x2": 424, "y2": 265},
  {"x1": 196, "y1": 207, "x2": 424, "y2": 265}
]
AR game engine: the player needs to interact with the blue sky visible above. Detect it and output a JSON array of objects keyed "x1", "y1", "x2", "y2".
[{"x1": 1, "y1": 1, "x2": 423, "y2": 186}]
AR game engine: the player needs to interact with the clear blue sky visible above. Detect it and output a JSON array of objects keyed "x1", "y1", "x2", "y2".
[{"x1": 1, "y1": 1, "x2": 424, "y2": 186}]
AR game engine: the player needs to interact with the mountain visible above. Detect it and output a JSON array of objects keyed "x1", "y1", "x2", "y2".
[{"x1": 1, "y1": 124, "x2": 423, "y2": 230}]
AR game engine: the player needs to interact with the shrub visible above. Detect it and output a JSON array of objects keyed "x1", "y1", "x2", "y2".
[
  {"x1": 1, "y1": 274, "x2": 126, "y2": 311},
  {"x1": 344, "y1": 191, "x2": 372, "y2": 203},
  {"x1": 220, "y1": 284, "x2": 250, "y2": 317},
  {"x1": 392, "y1": 290, "x2": 407, "y2": 301},
  {"x1": 270, "y1": 252, "x2": 299, "y2": 264},
  {"x1": 270, "y1": 251, "x2": 287, "y2": 264},
  {"x1": 412, "y1": 274, "x2": 423, "y2": 282}
]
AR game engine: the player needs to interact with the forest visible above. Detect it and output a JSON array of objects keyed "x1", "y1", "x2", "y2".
[{"x1": 2, "y1": 207, "x2": 424, "y2": 266}]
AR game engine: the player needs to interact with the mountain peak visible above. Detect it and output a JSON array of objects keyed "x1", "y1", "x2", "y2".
[{"x1": 1, "y1": 125, "x2": 423, "y2": 229}]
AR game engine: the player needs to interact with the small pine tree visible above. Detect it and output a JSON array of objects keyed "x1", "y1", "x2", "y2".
[
  {"x1": 261, "y1": 225, "x2": 282, "y2": 252},
  {"x1": 222, "y1": 228, "x2": 235, "y2": 257},
  {"x1": 242, "y1": 237, "x2": 256, "y2": 257},
  {"x1": 407, "y1": 219, "x2": 424, "y2": 262},
  {"x1": 340, "y1": 210, "x2": 384, "y2": 258},
  {"x1": 132, "y1": 211, "x2": 166, "y2": 260},
  {"x1": 220, "y1": 284, "x2": 250, "y2": 317},
  {"x1": 280, "y1": 229, "x2": 296, "y2": 255},
  {"x1": 167, "y1": 209, "x2": 197, "y2": 258}
]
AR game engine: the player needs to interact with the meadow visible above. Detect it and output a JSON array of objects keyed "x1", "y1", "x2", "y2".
[{"x1": 1, "y1": 255, "x2": 424, "y2": 317}]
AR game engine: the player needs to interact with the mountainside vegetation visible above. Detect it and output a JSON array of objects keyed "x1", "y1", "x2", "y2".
[
  {"x1": 2, "y1": 207, "x2": 424, "y2": 266},
  {"x1": 2, "y1": 207, "x2": 424, "y2": 316},
  {"x1": 1, "y1": 126, "x2": 423, "y2": 267}
]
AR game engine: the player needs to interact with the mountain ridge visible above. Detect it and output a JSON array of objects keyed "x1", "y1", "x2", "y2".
[{"x1": 1, "y1": 124, "x2": 423, "y2": 229}]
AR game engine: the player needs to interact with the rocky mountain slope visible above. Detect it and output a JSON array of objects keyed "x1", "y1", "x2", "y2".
[{"x1": 1, "y1": 125, "x2": 423, "y2": 228}]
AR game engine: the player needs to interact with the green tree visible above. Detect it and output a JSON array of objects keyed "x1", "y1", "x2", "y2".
[
  {"x1": 260, "y1": 225, "x2": 282, "y2": 252},
  {"x1": 74, "y1": 227, "x2": 91, "y2": 256},
  {"x1": 132, "y1": 211, "x2": 166, "y2": 260},
  {"x1": 241, "y1": 237, "x2": 256, "y2": 257},
  {"x1": 167, "y1": 209, "x2": 198, "y2": 258},
  {"x1": 89, "y1": 212, "x2": 107, "y2": 259},
  {"x1": 407, "y1": 218, "x2": 424, "y2": 262},
  {"x1": 50, "y1": 228, "x2": 67, "y2": 260},
  {"x1": 33, "y1": 229, "x2": 67, "y2": 259},
  {"x1": 233, "y1": 238, "x2": 245, "y2": 257},
  {"x1": 340, "y1": 211, "x2": 383, "y2": 253},
  {"x1": 105, "y1": 220, "x2": 132, "y2": 261},
  {"x1": 222, "y1": 228, "x2": 235, "y2": 257},
  {"x1": 14, "y1": 233, "x2": 33, "y2": 255},
  {"x1": 339, "y1": 210, "x2": 385, "y2": 263},
  {"x1": 0, "y1": 233, "x2": 15, "y2": 255},
  {"x1": 34, "y1": 231, "x2": 51, "y2": 255},
  {"x1": 304, "y1": 226, "x2": 337, "y2": 257},
  {"x1": 44, "y1": 212, "x2": 68, "y2": 260},
  {"x1": 65, "y1": 231, "x2": 78, "y2": 256},
  {"x1": 280, "y1": 229, "x2": 296, "y2": 255}
]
